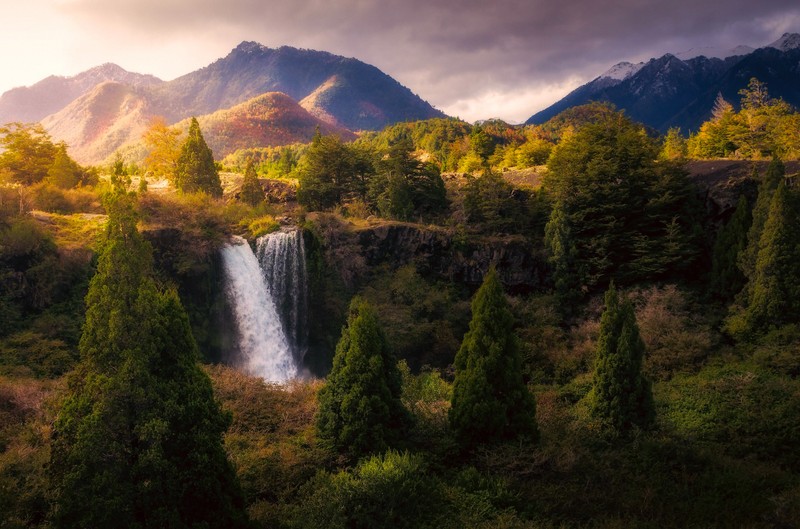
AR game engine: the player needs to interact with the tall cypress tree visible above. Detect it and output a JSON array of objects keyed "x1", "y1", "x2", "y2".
[
  {"x1": 316, "y1": 297, "x2": 409, "y2": 460},
  {"x1": 739, "y1": 158, "x2": 784, "y2": 297},
  {"x1": 545, "y1": 199, "x2": 583, "y2": 314},
  {"x1": 588, "y1": 283, "x2": 654, "y2": 434},
  {"x1": 710, "y1": 194, "x2": 752, "y2": 301},
  {"x1": 50, "y1": 187, "x2": 247, "y2": 529},
  {"x1": 174, "y1": 117, "x2": 222, "y2": 197},
  {"x1": 239, "y1": 160, "x2": 264, "y2": 206},
  {"x1": 745, "y1": 182, "x2": 800, "y2": 334},
  {"x1": 449, "y1": 268, "x2": 538, "y2": 447}
]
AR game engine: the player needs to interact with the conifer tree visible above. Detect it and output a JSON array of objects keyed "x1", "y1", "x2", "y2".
[
  {"x1": 316, "y1": 297, "x2": 409, "y2": 460},
  {"x1": 744, "y1": 182, "x2": 800, "y2": 333},
  {"x1": 449, "y1": 268, "x2": 538, "y2": 446},
  {"x1": 739, "y1": 158, "x2": 784, "y2": 299},
  {"x1": 174, "y1": 117, "x2": 222, "y2": 197},
  {"x1": 710, "y1": 194, "x2": 752, "y2": 301},
  {"x1": 588, "y1": 283, "x2": 654, "y2": 434},
  {"x1": 239, "y1": 160, "x2": 264, "y2": 206},
  {"x1": 50, "y1": 187, "x2": 247, "y2": 529},
  {"x1": 544, "y1": 199, "x2": 583, "y2": 313}
]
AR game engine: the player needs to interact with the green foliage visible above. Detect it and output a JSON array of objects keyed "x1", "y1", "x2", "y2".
[
  {"x1": 462, "y1": 171, "x2": 531, "y2": 233},
  {"x1": 709, "y1": 194, "x2": 752, "y2": 300},
  {"x1": 688, "y1": 80, "x2": 800, "y2": 159},
  {"x1": 368, "y1": 138, "x2": 448, "y2": 221},
  {"x1": 744, "y1": 182, "x2": 800, "y2": 334},
  {"x1": 738, "y1": 157, "x2": 784, "y2": 298},
  {"x1": 239, "y1": 160, "x2": 264, "y2": 206},
  {"x1": 316, "y1": 297, "x2": 409, "y2": 459},
  {"x1": 49, "y1": 187, "x2": 248, "y2": 528},
  {"x1": 660, "y1": 127, "x2": 688, "y2": 160},
  {"x1": 297, "y1": 133, "x2": 374, "y2": 211},
  {"x1": 0, "y1": 123, "x2": 57, "y2": 185},
  {"x1": 544, "y1": 200, "x2": 583, "y2": 312},
  {"x1": 296, "y1": 450, "x2": 437, "y2": 529},
  {"x1": 587, "y1": 283, "x2": 654, "y2": 434},
  {"x1": 46, "y1": 143, "x2": 83, "y2": 189},
  {"x1": 545, "y1": 110, "x2": 703, "y2": 293},
  {"x1": 660, "y1": 363, "x2": 800, "y2": 470},
  {"x1": 449, "y1": 268, "x2": 538, "y2": 446},
  {"x1": 174, "y1": 117, "x2": 223, "y2": 197}
]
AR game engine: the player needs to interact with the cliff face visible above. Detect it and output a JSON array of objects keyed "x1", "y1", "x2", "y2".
[{"x1": 349, "y1": 222, "x2": 547, "y2": 292}]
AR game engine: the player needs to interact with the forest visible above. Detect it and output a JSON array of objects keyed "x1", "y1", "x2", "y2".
[{"x1": 1, "y1": 79, "x2": 799, "y2": 528}]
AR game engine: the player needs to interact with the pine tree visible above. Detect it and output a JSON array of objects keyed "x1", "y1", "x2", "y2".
[
  {"x1": 745, "y1": 182, "x2": 800, "y2": 333},
  {"x1": 174, "y1": 117, "x2": 222, "y2": 197},
  {"x1": 739, "y1": 158, "x2": 784, "y2": 299},
  {"x1": 239, "y1": 160, "x2": 264, "y2": 206},
  {"x1": 544, "y1": 199, "x2": 583, "y2": 313},
  {"x1": 50, "y1": 187, "x2": 247, "y2": 529},
  {"x1": 316, "y1": 297, "x2": 409, "y2": 460},
  {"x1": 587, "y1": 283, "x2": 654, "y2": 434},
  {"x1": 449, "y1": 268, "x2": 538, "y2": 447},
  {"x1": 710, "y1": 194, "x2": 752, "y2": 301}
]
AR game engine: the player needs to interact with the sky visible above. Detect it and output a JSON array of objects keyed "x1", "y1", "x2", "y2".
[{"x1": 0, "y1": 0, "x2": 799, "y2": 123}]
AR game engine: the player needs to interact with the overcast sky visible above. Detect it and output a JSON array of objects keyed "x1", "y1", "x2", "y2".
[{"x1": 1, "y1": 0, "x2": 798, "y2": 123}]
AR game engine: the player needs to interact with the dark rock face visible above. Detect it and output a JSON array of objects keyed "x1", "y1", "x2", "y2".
[{"x1": 355, "y1": 223, "x2": 547, "y2": 292}]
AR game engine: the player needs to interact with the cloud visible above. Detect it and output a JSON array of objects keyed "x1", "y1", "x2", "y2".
[{"x1": 28, "y1": 0, "x2": 800, "y2": 121}]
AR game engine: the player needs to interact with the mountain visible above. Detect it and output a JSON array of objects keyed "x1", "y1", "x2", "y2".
[
  {"x1": 178, "y1": 92, "x2": 356, "y2": 159},
  {"x1": 527, "y1": 33, "x2": 800, "y2": 132},
  {"x1": 151, "y1": 42, "x2": 444, "y2": 131},
  {"x1": 0, "y1": 63, "x2": 161, "y2": 125},
  {"x1": 9, "y1": 41, "x2": 444, "y2": 163},
  {"x1": 41, "y1": 81, "x2": 157, "y2": 164}
]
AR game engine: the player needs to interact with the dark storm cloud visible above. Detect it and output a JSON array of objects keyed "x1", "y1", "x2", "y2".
[{"x1": 61, "y1": 0, "x2": 800, "y2": 121}]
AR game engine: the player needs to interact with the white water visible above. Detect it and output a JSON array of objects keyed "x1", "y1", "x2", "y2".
[
  {"x1": 256, "y1": 229, "x2": 308, "y2": 363},
  {"x1": 220, "y1": 236, "x2": 297, "y2": 382}
]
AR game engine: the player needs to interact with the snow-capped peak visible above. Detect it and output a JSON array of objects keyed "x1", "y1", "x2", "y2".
[
  {"x1": 600, "y1": 61, "x2": 645, "y2": 81},
  {"x1": 674, "y1": 45, "x2": 754, "y2": 60},
  {"x1": 767, "y1": 32, "x2": 800, "y2": 52}
]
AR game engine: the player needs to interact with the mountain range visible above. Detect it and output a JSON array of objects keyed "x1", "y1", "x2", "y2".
[
  {"x1": 2, "y1": 34, "x2": 800, "y2": 164},
  {"x1": 526, "y1": 33, "x2": 800, "y2": 132},
  {"x1": 0, "y1": 42, "x2": 443, "y2": 164}
]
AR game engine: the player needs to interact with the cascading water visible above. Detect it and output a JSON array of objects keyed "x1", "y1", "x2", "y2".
[
  {"x1": 256, "y1": 229, "x2": 308, "y2": 363},
  {"x1": 220, "y1": 236, "x2": 298, "y2": 382}
]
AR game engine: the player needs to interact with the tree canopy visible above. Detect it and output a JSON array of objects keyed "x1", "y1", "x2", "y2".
[
  {"x1": 174, "y1": 118, "x2": 222, "y2": 197},
  {"x1": 316, "y1": 297, "x2": 409, "y2": 460},
  {"x1": 49, "y1": 186, "x2": 247, "y2": 528},
  {"x1": 449, "y1": 268, "x2": 538, "y2": 447}
]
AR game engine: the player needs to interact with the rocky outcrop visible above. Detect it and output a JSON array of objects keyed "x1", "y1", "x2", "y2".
[{"x1": 354, "y1": 222, "x2": 547, "y2": 292}]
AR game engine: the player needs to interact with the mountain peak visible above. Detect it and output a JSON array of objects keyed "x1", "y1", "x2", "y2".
[
  {"x1": 767, "y1": 32, "x2": 800, "y2": 52},
  {"x1": 600, "y1": 61, "x2": 645, "y2": 81},
  {"x1": 232, "y1": 41, "x2": 267, "y2": 54}
]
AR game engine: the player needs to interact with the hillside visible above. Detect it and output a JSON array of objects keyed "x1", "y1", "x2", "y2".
[
  {"x1": 40, "y1": 81, "x2": 156, "y2": 165},
  {"x1": 151, "y1": 42, "x2": 445, "y2": 131},
  {"x1": 178, "y1": 92, "x2": 356, "y2": 158},
  {"x1": 0, "y1": 63, "x2": 161, "y2": 125},
  {"x1": 527, "y1": 33, "x2": 800, "y2": 132}
]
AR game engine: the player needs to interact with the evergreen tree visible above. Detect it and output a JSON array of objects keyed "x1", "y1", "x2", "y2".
[
  {"x1": 545, "y1": 110, "x2": 701, "y2": 291},
  {"x1": 449, "y1": 268, "x2": 538, "y2": 447},
  {"x1": 739, "y1": 158, "x2": 784, "y2": 299},
  {"x1": 174, "y1": 118, "x2": 222, "y2": 197},
  {"x1": 50, "y1": 187, "x2": 247, "y2": 529},
  {"x1": 46, "y1": 143, "x2": 82, "y2": 189},
  {"x1": 544, "y1": 199, "x2": 583, "y2": 313},
  {"x1": 745, "y1": 182, "x2": 800, "y2": 333},
  {"x1": 368, "y1": 138, "x2": 447, "y2": 221},
  {"x1": 710, "y1": 194, "x2": 752, "y2": 301},
  {"x1": 239, "y1": 160, "x2": 264, "y2": 206},
  {"x1": 297, "y1": 132, "x2": 374, "y2": 211},
  {"x1": 316, "y1": 297, "x2": 409, "y2": 460},
  {"x1": 587, "y1": 283, "x2": 654, "y2": 434}
]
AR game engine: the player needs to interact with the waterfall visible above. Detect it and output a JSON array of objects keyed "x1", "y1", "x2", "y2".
[
  {"x1": 255, "y1": 229, "x2": 308, "y2": 363},
  {"x1": 220, "y1": 236, "x2": 297, "y2": 382}
]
